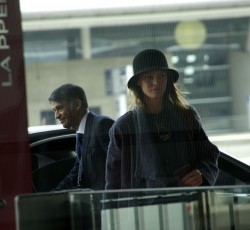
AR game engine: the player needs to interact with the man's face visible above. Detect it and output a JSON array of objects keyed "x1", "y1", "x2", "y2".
[{"x1": 51, "y1": 100, "x2": 78, "y2": 129}]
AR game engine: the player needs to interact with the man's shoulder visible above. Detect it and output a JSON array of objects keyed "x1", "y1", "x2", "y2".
[
  {"x1": 88, "y1": 111, "x2": 114, "y2": 124},
  {"x1": 88, "y1": 111, "x2": 111, "y2": 119}
]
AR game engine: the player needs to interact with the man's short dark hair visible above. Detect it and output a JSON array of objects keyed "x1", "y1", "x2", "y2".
[{"x1": 48, "y1": 84, "x2": 88, "y2": 109}]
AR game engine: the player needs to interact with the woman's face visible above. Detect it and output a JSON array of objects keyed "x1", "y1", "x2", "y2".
[{"x1": 138, "y1": 70, "x2": 167, "y2": 100}]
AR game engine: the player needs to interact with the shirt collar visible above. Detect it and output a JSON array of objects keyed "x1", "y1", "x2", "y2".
[{"x1": 77, "y1": 111, "x2": 89, "y2": 134}]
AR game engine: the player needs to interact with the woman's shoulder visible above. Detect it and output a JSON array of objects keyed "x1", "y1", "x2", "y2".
[
  {"x1": 115, "y1": 111, "x2": 134, "y2": 124},
  {"x1": 187, "y1": 105, "x2": 201, "y2": 120},
  {"x1": 111, "y1": 111, "x2": 135, "y2": 131},
  {"x1": 110, "y1": 111, "x2": 135, "y2": 135}
]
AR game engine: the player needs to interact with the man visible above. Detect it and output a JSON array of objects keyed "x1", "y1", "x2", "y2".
[{"x1": 48, "y1": 83, "x2": 114, "y2": 190}]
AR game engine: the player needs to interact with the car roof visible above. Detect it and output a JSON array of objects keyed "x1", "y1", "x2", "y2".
[
  {"x1": 28, "y1": 125, "x2": 76, "y2": 144},
  {"x1": 28, "y1": 125, "x2": 66, "y2": 134}
]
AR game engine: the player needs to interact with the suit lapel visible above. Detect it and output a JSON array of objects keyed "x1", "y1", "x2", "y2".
[{"x1": 82, "y1": 112, "x2": 94, "y2": 153}]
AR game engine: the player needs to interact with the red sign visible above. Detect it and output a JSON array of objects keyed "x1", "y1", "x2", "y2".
[{"x1": 0, "y1": 0, "x2": 32, "y2": 229}]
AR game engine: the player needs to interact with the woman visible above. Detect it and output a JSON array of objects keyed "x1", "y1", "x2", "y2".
[{"x1": 105, "y1": 49, "x2": 220, "y2": 190}]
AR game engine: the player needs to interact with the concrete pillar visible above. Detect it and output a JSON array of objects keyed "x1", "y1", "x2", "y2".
[
  {"x1": 246, "y1": 18, "x2": 250, "y2": 53},
  {"x1": 80, "y1": 27, "x2": 91, "y2": 59}
]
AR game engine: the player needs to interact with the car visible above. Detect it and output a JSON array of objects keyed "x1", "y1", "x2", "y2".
[
  {"x1": 29, "y1": 125, "x2": 250, "y2": 193},
  {"x1": 29, "y1": 125, "x2": 76, "y2": 192}
]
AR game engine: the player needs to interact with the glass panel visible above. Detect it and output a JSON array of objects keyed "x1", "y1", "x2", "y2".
[
  {"x1": 15, "y1": 186, "x2": 250, "y2": 230},
  {"x1": 69, "y1": 187, "x2": 250, "y2": 230}
]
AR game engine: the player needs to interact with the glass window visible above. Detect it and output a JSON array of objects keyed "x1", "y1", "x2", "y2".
[{"x1": 23, "y1": 29, "x2": 82, "y2": 62}]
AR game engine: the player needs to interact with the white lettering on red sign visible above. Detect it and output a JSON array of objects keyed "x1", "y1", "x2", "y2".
[{"x1": 0, "y1": 0, "x2": 12, "y2": 87}]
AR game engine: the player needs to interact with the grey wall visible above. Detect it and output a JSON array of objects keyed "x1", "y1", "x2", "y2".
[
  {"x1": 25, "y1": 57, "x2": 132, "y2": 126},
  {"x1": 25, "y1": 51, "x2": 250, "y2": 131}
]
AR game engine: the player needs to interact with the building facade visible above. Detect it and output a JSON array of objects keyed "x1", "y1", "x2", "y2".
[{"x1": 21, "y1": 2, "x2": 250, "y2": 133}]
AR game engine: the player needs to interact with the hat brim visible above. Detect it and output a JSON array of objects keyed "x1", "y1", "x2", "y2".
[{"x1": 127, "y1": 68, "x2": 179, "y2": 89}]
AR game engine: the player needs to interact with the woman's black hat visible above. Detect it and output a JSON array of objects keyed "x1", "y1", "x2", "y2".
[{"x1": 127, "y1": 49, "x2": 179, "y2": 89}]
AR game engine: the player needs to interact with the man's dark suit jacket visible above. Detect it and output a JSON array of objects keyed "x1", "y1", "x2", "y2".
[{"x1": 54, "y1": 112, "x2": 114, "y2": 191}]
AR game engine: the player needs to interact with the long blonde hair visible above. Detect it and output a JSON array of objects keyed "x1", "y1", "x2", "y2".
[
  {"x1": 128, "y1": 79, "x2": 189, "y2": 110},
  {"x1": 128, "y1": 79, "x2": 199, "y2": 134}
]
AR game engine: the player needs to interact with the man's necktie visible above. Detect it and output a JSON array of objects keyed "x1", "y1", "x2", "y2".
[
  {"x1": 76, "y1": 133, "x2": 84, "y2": 186},
  {"x1": 76, "y1": 133, "x2": 84, "y2": 160}
]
